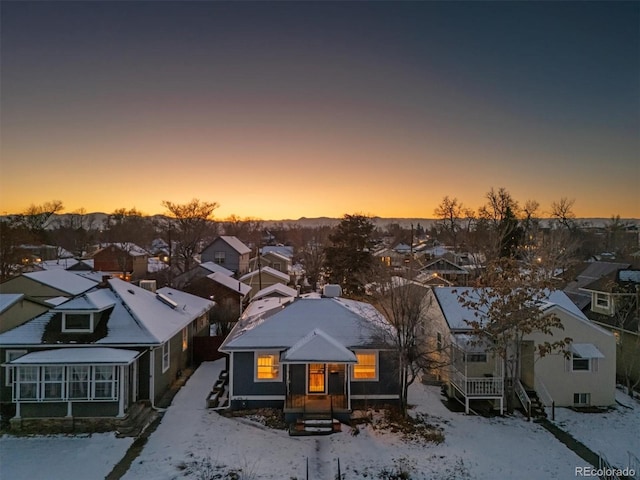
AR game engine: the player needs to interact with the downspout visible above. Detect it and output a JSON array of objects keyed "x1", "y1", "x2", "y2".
[{"x1": 149, "y1": 347, "x2": 155, "y2": 408}]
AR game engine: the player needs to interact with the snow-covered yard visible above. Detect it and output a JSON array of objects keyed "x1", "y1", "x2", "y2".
[
  {"x1": 552, "y1": 388, "x2": 640, "y2": 470},
  {"x1": 2, "y1": 360, "x2": 638, "y2": 479}
]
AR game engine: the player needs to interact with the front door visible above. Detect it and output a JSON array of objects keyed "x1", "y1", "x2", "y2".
[{"x1": 308, "y1": 363, "x2": 326, "y2": 394}]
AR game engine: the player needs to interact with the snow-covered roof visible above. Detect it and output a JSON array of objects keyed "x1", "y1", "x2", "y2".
[
  {"x1": 570, "y1": 343, "x2": 604, "y2": 359},
  {"x1": 94, "y1": 243, "x2": 149, "y2": 257},
  {"x1": 55, "y1": 289, "x2": 115, "y2": 312},
  {"x1": 0, "y1": 294, "x2": 24, "y2": 314},
  {"x1": 260, "y1": 245, "x2": 294, "y2": 259},
  {"x1": 199, "y1": 261, "x2": 235, "y2": 277},
  {"x1": 147, "y1": 257, "x2": 168, "y2": 273},
  {"x1": 0, "y1": 280, "x2": 214, "y2": 347},
  {"x1": 281, "y1": 329, "x2": 358, "y2": 363},
  {"x1": 239, "y1": 266, "x2": 290, "y2": 284},
  {"x1": 252, "y1": 283, "x2": 298, "y2": 300},
  {"x1": 221, "y1": 296, "x2": 392, "y2": 352},
  {"x1": 23, "y1": 270, "x2": 98, "y2": 295},
  {"x1": 6, "y1": 347, "x2": 139, "y2": 365},
  {"x1": 218, "y1": 236, "x2": 251, "y2": 255},
  {"x1": 260, "y1": 250, "x2": 292, "y2": 264},
  {"x1": 430, "y1": 287, "x2": 590, "y2": 331},
  {"x1": 206, "y1": 273, "x2": 251, "y2": 296}
]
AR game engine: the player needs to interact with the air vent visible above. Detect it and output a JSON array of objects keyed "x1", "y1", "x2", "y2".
[{"x1": 156, "y1": 293, "x2": 178, "y2": 309}]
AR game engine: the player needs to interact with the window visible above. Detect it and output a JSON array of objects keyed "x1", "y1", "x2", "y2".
[
  {"x1": 272, "y1": 262, "x2": 281, "y2": 272},
  {"x1": 69, "y1": 366, "x2": 90, "y2": 399},
  {"x1": 16, "y1": 366, "x2": 38, "y2": 400},
  {"x1": 255, "y1": 352, "x2": 280, "y2": 381},
  {"x1": 182, "y1": 327, "x2": 189, "y2": 352},
  {"x1": 214, "y1": 251, "x2": 225, "y2": 265},
  {"x1": 595, "y1": 293, "x2": 609, "y2": 309},
  {"x1": 94, "y1": 366, "x2": 116, "y2": 399},
  {"x1": 352, "y1": 352, "x2": 378, "y2": 380},
  {"x1": 308, "y1": 364, "x2": 325, "y2": 393},
  {"x1": 5, "y1": 350, "x2": 27, "y2": 386},
  {"x1": 574, "y1": 393, "x2": 591, "y2": 406},
  {"x1": 467, "y1": 354, "x2": 487, "y2": 363},
  {"x1": 62, "y1": 313, "x2": 93, "y2": 333},
  {"x1": 572, "y1": 354, "x2": 591, "y2": 372},
  {"x1": 43, "y1": 366, "x2": 64, "y2": 400},
  {"x1": 162, "y1": 342, "x2": 170, "y2": 373}
]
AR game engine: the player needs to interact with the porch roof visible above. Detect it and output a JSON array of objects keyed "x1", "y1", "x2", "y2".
[
  {"x1": 281, "y1": 329, "x2": 357, "y2": 364},
  {"x1": 570, "y1": 343, "x2": 604, "y2": 359},
  {"x1": 5, "y1": 347, "x2": 139, "y2": 365}
]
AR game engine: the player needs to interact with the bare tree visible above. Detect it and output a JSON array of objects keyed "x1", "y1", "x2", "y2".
[
  {"x1": 458, "y1": 257, "x2": 571, "y2": 412},
  {"x1": 162, "y1": 199, "x2": 219, "y2": 273},
  {"x1": 20, "y1": 200, "x2": 64, "y2": 243},
  {"x1": 372, "y1": 277, "x2": 443, "y2": 417},
  {"x1": 550, "y1": 197, "x2": 577, "y2": 231},
  {"x1": 434, "y1": 196, "x2": 464, "y2": 251},
  {"x1": 477, "y1": 187, "x2": 522, "y2": 260}
]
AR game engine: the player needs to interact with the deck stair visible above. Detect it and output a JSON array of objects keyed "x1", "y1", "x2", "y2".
[
  {"x1": 289, "y1": 415, "x2": 341, "y2": 436},
  {"x1": 525, "y1": 389, "x2": 547, "y2": 419},
  {"x1": 116, "y1": 401, "x2": 156, "y2": 437}
]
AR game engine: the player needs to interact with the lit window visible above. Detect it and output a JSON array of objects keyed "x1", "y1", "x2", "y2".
[
  {"x1": 62, "y1": 313, "x2": 93, "y2": 333},
  {"x1": 182, "y1": 327, "x2": 188, "y2": 351},
  {"x1": 162, "y1": 342, "x2": 170, "y2": 373},
  {"x1": 308, "y1": 364, "x2": 325, "y2": 393},
  {"x1": 352, "y1": 352, "x2": 377, "y2": 380},
  {"x1": 255, "y1": 352, "x2": 280, "y2": 381}
]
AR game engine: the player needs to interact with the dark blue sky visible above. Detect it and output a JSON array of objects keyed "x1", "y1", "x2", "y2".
[{"x1": 1, "y1": 1, "x2": 638, "y2": 218}]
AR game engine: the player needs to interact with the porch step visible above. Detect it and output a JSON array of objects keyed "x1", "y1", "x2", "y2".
[
  {"x1": 289, "y1": 417, "x2": 342, "y2": 436},
  {"x1": 116, "y1": 401, "x2": 156, "y2": 438},
  {"x1": 525, "y1": 390, "x2": 547, "y2": 419}
]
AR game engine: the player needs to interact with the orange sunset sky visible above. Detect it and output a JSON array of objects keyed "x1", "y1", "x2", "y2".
[{"x1": 1, "y1": 2, "x2": 638, "y2": 220}]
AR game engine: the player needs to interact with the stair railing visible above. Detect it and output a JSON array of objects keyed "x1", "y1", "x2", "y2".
[
  {"x1": 534, "y1": 376, "x2": 555, "y2": 420},
  {"x1": 514, "y1": 378, "x2": 532, "y2": 420}
]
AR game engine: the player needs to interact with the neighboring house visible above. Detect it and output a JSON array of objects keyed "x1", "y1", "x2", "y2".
[
  {"x1": 172, "y1": 261, "x2": 235, "y2": 290},
  {"x1": 184, "y1": 272, "x2": 251, "y2": 319},
  {"x1": 253, "y1": 251, "x2": 292, "y2": 274},
  {"x1": 580, "y1": 269, "x2": 640, "y2": 389},
  {"x1": 563, "y1": 261, "x2": 631, "y2": 311},
  {"x1": 260, "y1": 245, "x2": 294, "y2": 260},
  {"x1": 200, "y1": 236, "x2": 251, "y2": 275},
  {"x1": 0, "y1": 294, "x2": 51, "y2": 334},
  {"x1": 0, "y1": 278, "x2": 214, "y2": 432},
  {"x1": 39, "y1": 258, "x2": 94, "y2": 272},
  {"x1": 219, "y1": 287, "x2": 399, "y2": 424},
  {"x1": 416, "y1": 258, "x2": 469, "y2": 285},
  {"x1": 239, "y1": 266, "x2": 291, "y2": 300},
  {"x1": 91, "y1": 243, "x2": 150, "y2": 280},
  {"x1": 252, "y1": 283, "x2": 298, "y2": 301},
  {"x1": 426, "y1": 287, "x2": 616, "y2": 415},
  {"x1": 0, "y1": 270, "x2": 98, "y2": 303}
]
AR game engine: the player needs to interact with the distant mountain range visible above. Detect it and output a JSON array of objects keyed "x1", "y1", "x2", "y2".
[{"x1": 3, "y1": 213, "x2": 637, "y2": 230}]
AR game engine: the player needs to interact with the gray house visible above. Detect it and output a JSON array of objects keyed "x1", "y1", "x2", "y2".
[
  {"x1": 0, "y1": 278, "x2": 214, "y2": 432},
  {"x1": 200, "y1": 236, "x2": 251, "y2": 275},
  {"x1": 219, "y1": 288, "x2": 399, "y2": 425}
]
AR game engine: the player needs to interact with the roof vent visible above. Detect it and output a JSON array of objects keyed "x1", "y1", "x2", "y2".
[
  {"x1": 322, "y1": 284, "x2": 342, "y2": 298},
  {"x1": 156, "y1": 293, "x2": 178, "y2": 309}
]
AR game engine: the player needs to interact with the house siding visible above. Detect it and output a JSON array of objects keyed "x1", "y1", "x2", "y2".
[
  {"x1": 350, "y1": 350, "x2": 399, "y2": 398},
  {"x1": 201, "y1": 240, "x2": 247, "y2": 275},
  {"x1": 0, "y1": 300, "x2": 49, "y2": 334},
  {"x1": 230, "y1": 351, "x2": 285, "y2": 397},
  {"x1": 527, "y1": 309, "x2": 616, "y2": 407},
  {"x1": 0, "y1": 277, "x2": 68, "y2": 301}
]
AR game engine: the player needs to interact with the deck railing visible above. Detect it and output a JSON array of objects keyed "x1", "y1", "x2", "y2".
[
  {"x1": 451, "y1": 369, "x2": 504, "y2": 397},
  {"x1": 285, "y1": 394, "x2": 348, "y2": 411}
]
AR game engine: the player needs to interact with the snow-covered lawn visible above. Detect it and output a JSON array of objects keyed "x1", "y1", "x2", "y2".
[
  {"x1": 3, "y1": 360, "x2": 638, "y2": 480},
  {"x1": 552, "y1": 388, "x2": 640, "y2": 470},
  {"x1": 0, "y1": 432, "x2": 133, "y2": 480}
]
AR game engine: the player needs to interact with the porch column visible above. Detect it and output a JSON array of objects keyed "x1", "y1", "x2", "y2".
[
  {"x1": 118, "y1": 365, "x2": 126, "y2": 417},
  {"x1": 15, "y1": 401, "x2": 21, "y2": 419}
]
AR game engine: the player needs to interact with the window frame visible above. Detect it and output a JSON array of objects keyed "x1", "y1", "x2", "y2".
[
  {"x1": 42, "y1": 365, "x2": 65, "y2": 400},
  {"x1": 62, "y1": 312, "x2": 94, "y2": 333},
  {"x1": 162, "y1": 341, "x2": 170, "y2": 373},
  {"x1": 573, "y1": 392, "x2": 591, "y2": 406},
  {"x1": 214, "y1": 251, "x2": 226, "y2": 265},
  {"x1": 254, "y1": 351, "x2": 282, "y2": 382},
  {"x1": 595, "y1": 292, "x2": 610, "y2": 309},
  {"x1": 571, "y1": 354, "x2": 591, "y2": 372},
  {"x1": 466, "y1": 353, "x2": 488, "y2": 363},
  {"x1": 5, "y1": 350, "x2": 27, "y2": 386},
  {"x1": 351, "y1": 351, "x2": 379, "y2": 381}
]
